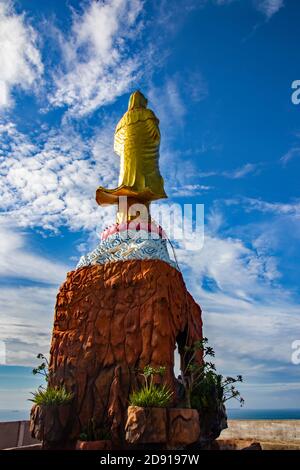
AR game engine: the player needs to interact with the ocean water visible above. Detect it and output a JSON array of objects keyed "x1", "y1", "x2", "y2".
[
  {"x1": 1, "y1": 409, "x2": 300, "y2": 422},
  {"x1": 0, "y1": 409, "x2": 30, "y2": 422},
  {"x1": 227, "y1": 408, "x2": 300, "y2": 420}
]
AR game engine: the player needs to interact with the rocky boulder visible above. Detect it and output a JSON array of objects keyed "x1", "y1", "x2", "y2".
[{"x1": 45, "y1": 260, "x2": 202, "y2": 447}]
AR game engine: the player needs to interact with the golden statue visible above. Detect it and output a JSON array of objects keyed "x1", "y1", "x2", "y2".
[{"x1": 96, "y1": 91, "x2": 167, "y2": 221}]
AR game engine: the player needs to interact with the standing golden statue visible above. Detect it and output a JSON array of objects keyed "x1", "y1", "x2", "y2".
[{"x1": 96, "y1": 90, "x2": 167, "y2": 221}]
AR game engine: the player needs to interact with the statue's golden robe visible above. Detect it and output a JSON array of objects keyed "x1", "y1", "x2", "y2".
[{"x1": 96, "y1": 91, "x2": 167, "y2": 206}]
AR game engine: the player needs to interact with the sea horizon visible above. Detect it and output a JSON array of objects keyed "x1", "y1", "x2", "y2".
[{"x1": 1, "y1": 408, "x2": 300, "y2": 422}]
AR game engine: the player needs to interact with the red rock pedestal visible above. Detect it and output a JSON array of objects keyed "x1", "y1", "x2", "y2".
[
  {"x1": 30, "y1": 403, "x2": 72, "y2": 448},
  {"x1": 168, "y1": 408, "x2": 200, "y2": 448},
  {"x1": 125, "y1": 407, "x2": 168, "y2": 444},
  {"x1": 45, "y1": 260, "x2": 202, "y2": 447},
  {"x1": 125, "y1": 406, "x2": 200, "y2": 448}
]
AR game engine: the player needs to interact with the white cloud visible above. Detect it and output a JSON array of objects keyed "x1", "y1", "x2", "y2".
[
  {"x1": 169, "y1": 206, "x2": 300, "y2": 406},
  {"x1": 202, "y1": 297, "x2": 300, "y2": 407},
  {"x1": 0, "y1": 119, "x2": 118, "y2": 232},
  {"x1": 205, "y1": 163, "x2": 258, "y2": 179},
  {"x1": 235, "y1": 197, "x2": 300, "y2": 216},
  {"x1": 223, "y1": 163, "x2": 258, "y2": 179},
  {"x1": 206, "y1": 209, "x2": 224, "y2": 233},
  {"x1": 0, "y1": 223, "x2": 69, "y2": 365},
  {"x1": 161, "y1": 160, "x2": 259, "y2": 203},
  {"x1": 232, "y1": 381, "x2": 300, "y2": 409},
  {"x1": 148, "y1": 72, "x2": 208, "y2": 128},
  {"x1": 50, "y1": 0, "x2": 144, "y2": 116},
  {"x1": 0, "y1": 1, "x2": 43, "y2": 108},
  {"x1": 280, "y1": 147, "x2": 300, "y2": 165},
  {"x1": 177, "y1": 230, "x2": 280, "y2": 299},
  {"x1": 0, "y1": 284, "x2": 56, "y2": 365},
  {"x1": 164, "y1": 79, "x2": 186, "y2": 121},
  {"x1": 170, "y1": 184, "x2": 212, "y2": 197},
  {"x1": 254, "y1": 0, "x2": 284, "y2": 19},
  {"x1": 0, "y1": 0, "x2": 297, "y2": 412},
  {"x1": 0, "y1": 222, "x2": 69, "y2": 284}
]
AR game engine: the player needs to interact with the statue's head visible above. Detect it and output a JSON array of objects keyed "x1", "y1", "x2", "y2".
[{"x1": 128, "y1": 90, "x2": 148, "y2": 110}]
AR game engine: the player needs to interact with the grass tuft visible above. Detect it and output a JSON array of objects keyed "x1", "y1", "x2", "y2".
[
  {"x1": 29, "y1": 386, "x2": 73, "y2": 406},
  {"x1": 129, "y1": 383, "x2": 173, "y2": 408}
]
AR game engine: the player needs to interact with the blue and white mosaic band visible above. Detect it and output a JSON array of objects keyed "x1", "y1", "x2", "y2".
[{"x1": 76, "y1": 229, "x2": 177, "y2": 270}]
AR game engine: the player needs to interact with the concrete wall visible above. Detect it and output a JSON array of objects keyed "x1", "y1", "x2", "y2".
[
  {"x1": 1, "y1": 419, "x2": 300, "y2": 449},
  {"x1": 221, "y1": 420, "x2": 300, "y2": 443},
  {"x1": 0, "y1": 421, "x2": 38, "y2": 449}
]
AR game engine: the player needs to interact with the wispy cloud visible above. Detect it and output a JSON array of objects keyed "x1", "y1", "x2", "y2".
[
  {"x1": 50, "y1": 0, "x2": 144, "y2": 117},
  {"x1": 178, "y1": 228, "x2": 280, "y2": 299},
  {"x1": 0, "y1": 284, "x2": 56, "y2": 365},
  {"x1": 232, "y1": 196, "x2": 300, "y2": 216},
  {"x1": 170, "y1": 184, "x2": 212, "y2": 197},
  {"x1": 166, "y1": 161, "x2": 259, "y2": 196},
  {"x1": 0, "y1": 1, "x2": 43, "y2": 109},
  {"x1": 173, "y1": 207, "x2": 300, "y2": 406},
  {"x1": 148, "y1": 72, "x2": 209, "y2": 194},
  {"x1": 0, "y1": 223, "x2": 68, "y2": 365},
  {"x1": 0, "y1": 222, "x2": 69, "y2": 283},
  {"x1": 148, "y1": 71, "x2": 208, "y2": 127},
  {"x1": 254, "y1": 0, "x2": 284, "y2": 19},
  {"x1": 0, "y1": 119, "x2": 118, "y2": 232},
  {"x1": 223, "y1": 163, "x2": 259, "y2": 179},
  {"x1": 280, "y1": 147, "x2": 300, "y2": 166}
]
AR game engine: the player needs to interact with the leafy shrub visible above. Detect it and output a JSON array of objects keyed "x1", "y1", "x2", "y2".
[
  {"x1": 30, "y1": 386, "x2": 73, "y2": 406},
  {"x1": 180, "y1": 338, "x2": 244, "y2": 409},
  {"x1": 129, "y1": 365, "x2": 173, "y2": 408}
]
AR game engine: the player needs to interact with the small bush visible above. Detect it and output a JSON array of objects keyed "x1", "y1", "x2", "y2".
[
  {"x1": 129, "y1": 383, "x2": 173, "y2": 408},
  {"x1": 30, "y1": 386, "x2": 73, "y2": 406},
  {"x1": 180, "y1": 338, "x2": 244, "y2": 409}
]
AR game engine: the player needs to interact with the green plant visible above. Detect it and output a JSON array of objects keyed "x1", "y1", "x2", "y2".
[
  {"x1": 29, "y1": 386, "x2": 73, "y2": 405},
  {"x1": 32, "y1": 353, "x2": 50, "y2": 382},
  {"x1": 30, "y1": 353, "x2": 72, "y2": 406},
  {"x1": 181, "y1": 338, "x2": 244, "y2": 409},
  {"x1": 129, "y1": 365, "x2": 173, "y2": 408},
  {"x1": 79, "y1": 419, "x2": 111, "y2": 441},
  {"x1": 129, "y1": 383, "x2": 173, "y2": 407}
]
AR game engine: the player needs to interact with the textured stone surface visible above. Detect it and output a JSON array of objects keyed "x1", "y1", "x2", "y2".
[
  {"x1": 125, "y1": 406, "x2": 200, "y2": 447},
  {"x1": 125, "y1": 406, "x2": 167, "y2": 444},
  {"x1": 198, "y1": 400, "x2": 227, "y2": 445},
  {"x1": 47, "y1": 260, "x2": 202, "y2": 446},
  {"x1": 30, "y1": 404, "x2": 72, "y2": 447},
  {"x1": 167, "y1": 408, "x2": 200, "y2": 448}
]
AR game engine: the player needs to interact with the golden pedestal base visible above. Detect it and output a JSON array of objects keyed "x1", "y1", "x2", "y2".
[{"x1": 96, "y1": 185, "x2": 167, "y2": 223}]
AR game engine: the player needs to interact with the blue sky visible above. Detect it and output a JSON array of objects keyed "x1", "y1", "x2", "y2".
[{"x1": 0, "y1": 0, "x2": 300, "y2": 412}]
